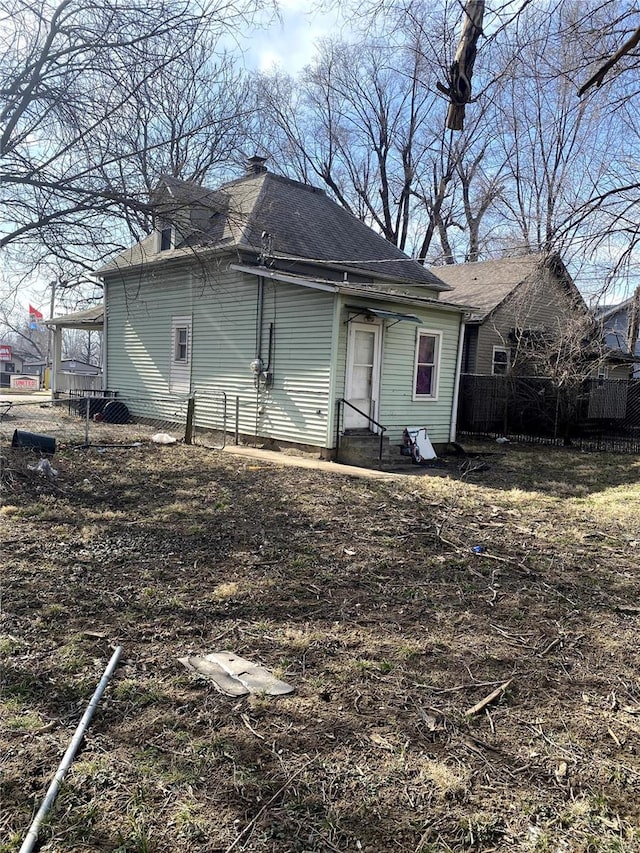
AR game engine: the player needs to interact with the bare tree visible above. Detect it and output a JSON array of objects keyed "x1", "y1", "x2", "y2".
[
  {"x1": 0, "y1": 0, "x2": 266, "y2": 286},
  {"x1": 256, "y1": 6, "x2": 507, "y2": 266},
  {"x1": 256, "y1": 37, "x2": 442, "y2": 253}
]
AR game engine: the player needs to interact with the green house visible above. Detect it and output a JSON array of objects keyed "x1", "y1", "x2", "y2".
[{"x1": 97, "y1": 158, "x2": 470, "y2": 465}]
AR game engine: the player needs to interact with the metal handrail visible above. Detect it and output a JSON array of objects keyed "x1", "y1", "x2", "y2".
[{"x1": 336, "y1": 398, "x2": 387, "y2": 462}]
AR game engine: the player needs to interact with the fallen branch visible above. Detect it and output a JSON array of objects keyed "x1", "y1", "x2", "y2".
[
  {"x1": 465, "y1": 679, "x2": 512, "y2": 717},
  {"x1": 225, "y1": 756, "x2": 316, "y2": 853}
]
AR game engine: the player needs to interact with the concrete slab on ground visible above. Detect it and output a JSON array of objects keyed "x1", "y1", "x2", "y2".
[{"x1": 221, "y1": 445, "x2": 404, "y2": 480}]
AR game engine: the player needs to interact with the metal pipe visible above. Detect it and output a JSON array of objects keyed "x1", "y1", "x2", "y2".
[
  {"x1": 255, "y1": 276, "x2": 264, "y2": 361},
  {"x1": 19, "y1": 645, "x2": 122, "y2": 853},
  {"x1": 234, "y1": 396, "x2": 240, "y2": 445},
  {"x1": 84, "y1": 395, "x2": 91, "y2": 447},
  {"x1": 449, "y1": 318, "x2": 466, "y2": 443}
]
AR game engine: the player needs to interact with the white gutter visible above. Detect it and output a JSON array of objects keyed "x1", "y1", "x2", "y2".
[
  {"x1": 449, "y1": 317, "x2": 467, "y2": 443},
  {"x1": 230, "y1": 264, "x2": 339, "y2": 293}
]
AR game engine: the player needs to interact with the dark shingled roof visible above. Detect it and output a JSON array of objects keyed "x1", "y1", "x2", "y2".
[
  {"x1": 429, "y1": 255, "x2": 558, "y2": 321},
  {"x1": 98, "y1": 171, "x2": 449, "y2": 290}
]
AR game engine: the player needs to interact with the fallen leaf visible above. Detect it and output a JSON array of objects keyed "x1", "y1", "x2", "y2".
[
  {"x1": 555, "y1": 761, "x2": 568, "y2": 780},
  {"x1": 369, "y1": 732, "x2": 394, "y2": 750}
]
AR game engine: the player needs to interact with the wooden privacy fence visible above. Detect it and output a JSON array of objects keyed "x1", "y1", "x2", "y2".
[{"x1": 457, "y1": 375, "x2": 640, "y2": 453}]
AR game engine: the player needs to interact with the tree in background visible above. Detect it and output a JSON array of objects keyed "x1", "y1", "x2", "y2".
[
  {"x1": 0, "y1": 0, "x2": 267, "y2": 288},
  {"x1": 255, "y1": 8, "x2": 502, "y2": 265},
  {"x1": 255, "y1": 0, "x2": 640, "y2": 286}
]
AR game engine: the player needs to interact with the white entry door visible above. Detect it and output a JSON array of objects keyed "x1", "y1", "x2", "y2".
[{"x1": 344, "y1": 321, "x2": 382, "y2": 430}]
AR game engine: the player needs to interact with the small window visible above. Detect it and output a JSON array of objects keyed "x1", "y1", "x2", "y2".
[
  {"x1": 5, "y1": 362, "x2": 15, "y2": 373},
  {"x1": 413, "y1": 331, "x2": 441, "y2": 399},
  {"x1": 174, "y1": 327, "x2": 189, "y2": 362},
  {"x1": 492, "y1": 346, "x2": 510, "y2": 375},
  {"x1": 159, "y1": 221, "x2": 174, "y2": 251}
]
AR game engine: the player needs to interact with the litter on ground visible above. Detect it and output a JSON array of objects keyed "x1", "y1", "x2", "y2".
[{"x1": 179, "y1": 651, "x2": 295, "y2": 697}]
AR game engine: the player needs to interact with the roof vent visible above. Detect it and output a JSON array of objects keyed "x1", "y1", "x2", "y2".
[{"x1": 245, "y1": 155, "x2": 268, "y2": 175}]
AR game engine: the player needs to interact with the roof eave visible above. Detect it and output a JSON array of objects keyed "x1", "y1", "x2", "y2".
[{"x1": 271, "y1": 254, "x2": 452, "y2": 291}]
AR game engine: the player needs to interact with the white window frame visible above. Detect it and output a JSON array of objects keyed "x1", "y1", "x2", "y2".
[
  {"x1": 412, "y1": 329, "x2": 442, "y2": 401},
  {"x1": 174, "y1": 326, "x2": 189, "y2": 363},
  {"x1": 491, "y1": 345, "x2": 511, "y2": 375},
  {"x1": 170, "y1": 316, "x2": 192, "y2": 394}
]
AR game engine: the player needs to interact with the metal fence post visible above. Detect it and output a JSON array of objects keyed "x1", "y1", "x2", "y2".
[
  {"x1": 234, "y1": 397, "x2": 240, "y2": 445},
  {"x1": 84, "y1": 396, "x2": 91, "y2": 447},
  {"x1": 185, "y1": 395, "x2": 195, "y2": 445}
]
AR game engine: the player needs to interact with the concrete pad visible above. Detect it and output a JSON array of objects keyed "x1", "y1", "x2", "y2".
[{"x1": 221, "y1": 444, "x2": 403, "y2": 480}]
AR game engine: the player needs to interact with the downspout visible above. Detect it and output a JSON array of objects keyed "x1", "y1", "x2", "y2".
[
  {"x1": 102, "y1": 282, "x2": 108, "y2": 392},
  {"x1": 255, "y1": 275, "x2": 265, "y2": 362},
  {"x1": 254, "y1": 275, "x2": 265, "y2": 445},
  {"x1": 326, "y1": 294, "x2": 342, "y2": 454},
  {"x1": 449, "y1": 315, "x2": 467, "y2": 442}
]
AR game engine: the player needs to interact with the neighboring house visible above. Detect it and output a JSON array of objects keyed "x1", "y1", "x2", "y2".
[
  {"x1": 594, "y1": 294, "x2": 640, "y2": 379},
  {"x1": 429, "y1": 254, "x2": 590, "y2": 377},
  {"x1": 95, "y1": 157, "x2": 472, "y2": 463},
  {"x1": 0, "y1": 346, "x2": 27, "y2": 387},
  {"x1": 1, "y1": 346, "x2": 22, "y2": 386},
  {"x1": 59, "y1": 359, "x2": 101, "y2": 375},
  {"x1": 44, "y1": 306, "x2": 105, "y2": 394}
]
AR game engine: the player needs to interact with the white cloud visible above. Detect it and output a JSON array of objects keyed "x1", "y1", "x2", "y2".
[{"x1": 243, "y1": 4, "x2": 345, "y2": 75}]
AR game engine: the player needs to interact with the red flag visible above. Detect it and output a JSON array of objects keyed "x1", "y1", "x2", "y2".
[{"x1": 29, "y1": 304, "x2": 44, "y2": 319}]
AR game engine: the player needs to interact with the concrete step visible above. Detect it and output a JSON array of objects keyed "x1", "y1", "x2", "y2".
[{"x1": 337, "y1": 433, "x2": 422, "y2": 469}]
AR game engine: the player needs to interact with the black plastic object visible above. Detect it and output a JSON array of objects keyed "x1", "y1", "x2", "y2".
[
  {"x1": 76, "y1": 397, "x2": 106, "y2": 418},
  {"x1": 102, "y1": 400, "x2": 130, "y2": 424},
  {"x1": 12, "y1": 430, "x2": 56, "y2": 454}
]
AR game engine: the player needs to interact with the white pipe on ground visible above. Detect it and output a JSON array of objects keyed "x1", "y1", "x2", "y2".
[{"x1": 19, "y1": 645, "x2": 122, "y2": 853}]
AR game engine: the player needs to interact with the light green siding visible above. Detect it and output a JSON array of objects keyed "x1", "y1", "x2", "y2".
[
  {"x1": 334, "y1": 295, "x2": 463, "y2": 446},
  {"x1": 191, "y1": 271, "x2": 335, "y2": 446},
  {"x1": 105, "y1": 262, "x2": 192, "y2": 397},
  {"x1": 105, "y1": 261, "x2": 462, "y2": 449},
  {"x1": 105, "y1": 262, "x2": 335, "y2": 446}
]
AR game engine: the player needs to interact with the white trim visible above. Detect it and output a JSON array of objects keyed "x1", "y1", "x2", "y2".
[
  {"x1": 491, "y1": 345, "x2": 510, "y2": 375},
  {"x1": 345, "y1": 318, "x2": 383, "y2": 430},
  {"x1": 170, "y1": 315, "x2": 192, "y2": 393},
  {"x1": 102, "y1": 295, "x2": 108, "y2": 391},
  {"x1": 231, "y1": 264, "x2": 338, "y2": 292},
  {"x1": 412, "y1": 328, "x2": 442, "y2": 402}
]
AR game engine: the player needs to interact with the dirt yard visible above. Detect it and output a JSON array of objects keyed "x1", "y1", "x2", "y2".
[{"x1": 1, "y1": 440, "x2": 640, "y2": 852}]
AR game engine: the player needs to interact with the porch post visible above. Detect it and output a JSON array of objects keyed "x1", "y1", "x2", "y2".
[{"x1": 51, "y1": 327, "x2": 62, "y2": 400}]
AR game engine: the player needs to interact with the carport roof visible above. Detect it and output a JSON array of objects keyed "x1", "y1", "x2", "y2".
[{"x1": 44, "y1": 306, "x2": 104, "y2": 330}]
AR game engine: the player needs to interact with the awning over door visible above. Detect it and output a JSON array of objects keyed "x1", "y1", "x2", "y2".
[{"x1": 344, "y1": 305, "x2": 423, "y2": 326}]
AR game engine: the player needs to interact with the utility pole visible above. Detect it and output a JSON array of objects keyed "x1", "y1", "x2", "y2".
[
  {"x1": 627, "y1": 285, "x2": 640, "y2": 376},
  {"x1": 46, "y1": 278, "x2": 56, "y2": 398}
]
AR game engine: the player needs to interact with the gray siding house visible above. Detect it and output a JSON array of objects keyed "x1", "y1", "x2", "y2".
[
  {"x1": 430, "y1": 254, "x2": 588, "y2": 376},
  {"x1": 595, "y1": 294, "x2": 640, "y2": 379},
  {"x1": 97, "y1": 159, "x2": 470, "y2": 462}
]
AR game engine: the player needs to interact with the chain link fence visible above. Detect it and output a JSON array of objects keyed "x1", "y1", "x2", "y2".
[
  {"x1": 458, "y1": 375, "x2": 640, "y2": 453},
  {"x1": 191, "y1": 390, "x2": 229, "y2": 450},
  {"x1": 0, "y1": 388, "x2": 237, "y2": 460},
  {"x1": 0, "y1": 393, "x2": 192, "y2": 456}
]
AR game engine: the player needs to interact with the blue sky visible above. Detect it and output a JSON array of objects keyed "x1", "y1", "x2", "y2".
[{"x1": 240, "y1": 2, "x2": 347, "y2": 74}]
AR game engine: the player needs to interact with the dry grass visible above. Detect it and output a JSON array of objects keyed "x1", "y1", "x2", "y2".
[{"x1": 1, "y1": 440, "x2": 640, "y2": 852}]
